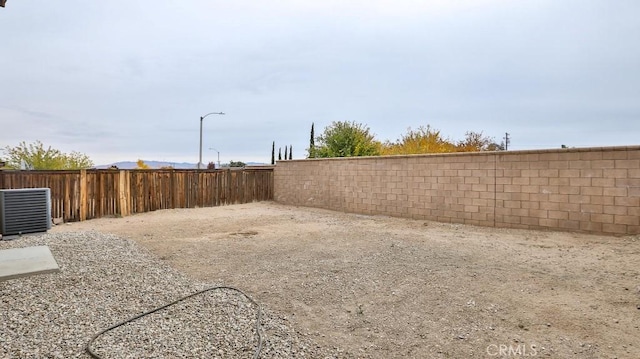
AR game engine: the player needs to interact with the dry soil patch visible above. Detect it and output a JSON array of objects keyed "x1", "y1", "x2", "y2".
[{"x1": 54, "y1": 202, "x2": 640, "y2": 358}]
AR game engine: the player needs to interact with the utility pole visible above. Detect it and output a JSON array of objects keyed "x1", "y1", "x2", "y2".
[
  {"x1": 209, "y1": 148, "x2": 221, "y2": 169},
  {"x1": 504, "y1": 132, "x2": 510, "y2": 150},
  {"x1": 198, "y1": 112, "x2": 225, "y2": 169}
]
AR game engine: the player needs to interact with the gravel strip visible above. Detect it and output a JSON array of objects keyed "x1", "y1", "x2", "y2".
[{"x1": 0, "y1": 231, "x2": 336, "y2": 358}]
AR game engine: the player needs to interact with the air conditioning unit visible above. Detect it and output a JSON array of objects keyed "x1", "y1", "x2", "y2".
[{"x1": 0, "y1": 188, "x2": 52, "y2": 236}]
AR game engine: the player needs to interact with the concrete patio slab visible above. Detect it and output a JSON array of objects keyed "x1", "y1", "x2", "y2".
[{"x1": 0, "y1": 245, "x2": 60, "y2": 281}]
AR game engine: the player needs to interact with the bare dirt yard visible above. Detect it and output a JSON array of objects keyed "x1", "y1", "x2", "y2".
[{"x1": 54, "y1": 201, "x2": 640, "y2": 358}]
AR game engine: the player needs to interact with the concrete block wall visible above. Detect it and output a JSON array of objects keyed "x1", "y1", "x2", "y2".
[{"x1": 274, "y1": 146, "x2": 640, "y2": 235}]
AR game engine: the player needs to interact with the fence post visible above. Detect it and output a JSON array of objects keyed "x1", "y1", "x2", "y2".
[
  {"x1": 170, "y1": 169, "x2": 176, "y2": 209},
  {"x1": 118, "y1": 170, "x2": 130, "y2": 217},
  {"x1": 79, "y1": 169, "x2": 87, "y2": 221},
  {"x1": 226, "y1": 169, "x2": 232, "y2": 204}
]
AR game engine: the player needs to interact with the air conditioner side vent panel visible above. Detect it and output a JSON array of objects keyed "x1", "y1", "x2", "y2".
[{"x1": 0, "y1": 188, "x2": 52, "y2": 236}]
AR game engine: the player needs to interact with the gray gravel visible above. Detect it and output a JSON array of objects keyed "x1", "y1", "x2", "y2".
[{"x1": 0, "y1": 231, "x2": 336, "y2": 358}]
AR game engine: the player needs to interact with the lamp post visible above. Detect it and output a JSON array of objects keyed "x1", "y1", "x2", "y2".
[
  {"x1": 209, "y1": 148, "x2": 220, "y2": 169},
  {"x1": 199, "y1": 112, "x2": 225, "y2": 169}
]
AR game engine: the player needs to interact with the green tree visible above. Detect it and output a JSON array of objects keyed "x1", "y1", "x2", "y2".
[
  {"x1": 308, "y1": 123, "x2": 315, "y2": 158},
  {"x1": 487, "y1": 141, "x2": 506, "y2": 151},
  {"x1": 315, "y1": 121, "x2": 381, "y2": 158},
  {"x1": 284, "y1": 146, "x2": 288, "y2": 160},
  {"x1": 228, "y1": 160, "x2": 245, "y2": 167},
  {"x1": 2, "y1": 140, "x2": 93, "y2": 170},
  {"x1": 278, "y1": 148, "x2": 282, "y2": 161},
  {"x1": 66, "y1": 151, "x2": 93, "y2": 168},
  {"x1": 271, "y1": 141, "x2": 275, "y2": 165},
  {"x1": 289, "y1": 145, "x2": 293, "y2": 160}
]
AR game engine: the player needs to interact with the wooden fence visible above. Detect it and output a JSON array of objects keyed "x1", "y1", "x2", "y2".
[{"x1": 0, "y1": 168, "x2": 274, "y2": 222}]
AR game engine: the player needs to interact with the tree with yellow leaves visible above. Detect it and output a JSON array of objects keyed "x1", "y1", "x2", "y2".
[
  {"x1": 136, "y1": 159, "x2": 150, "y2": 169},
  {"x1": 381, "y1": 126, "x2": 502, "y2": 155},
  {"x1": 381, "y1": 126, "x2": 456, "y2": 155}
]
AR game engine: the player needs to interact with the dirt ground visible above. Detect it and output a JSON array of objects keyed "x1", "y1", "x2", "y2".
[{"x1": 53, "y1": 201, "x2": 640, "y2": 358}]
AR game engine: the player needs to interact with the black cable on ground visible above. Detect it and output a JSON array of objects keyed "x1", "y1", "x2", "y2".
[{"x1": 86, "y1": 286, "x2": 263, "y2": 359}]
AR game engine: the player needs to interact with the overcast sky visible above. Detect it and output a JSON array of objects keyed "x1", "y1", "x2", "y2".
[{"x1": 1, "y1": 0, "x2": 639, "y2": 166}]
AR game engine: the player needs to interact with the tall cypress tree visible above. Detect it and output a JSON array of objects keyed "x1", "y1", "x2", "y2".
[
  {"x1": 271, "y1": 141, "x2": 275, "y2": 165},
  {"x1": 289, "y1": 145, "x2": 293, "y2": 160},
  {"x1": 278, "y1": 148, "x2": 282, "y2": 161},
  {"x1": 284, "y1": 146, "x2": 288, "y2": 160},
  {"x1": 309, "y1": 123, "x2": 315, "y2": 158}
]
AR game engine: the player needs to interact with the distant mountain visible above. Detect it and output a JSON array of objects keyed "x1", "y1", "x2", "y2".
[{"x1": 96, "y1": 160, "x2": 268, "y2": 169}]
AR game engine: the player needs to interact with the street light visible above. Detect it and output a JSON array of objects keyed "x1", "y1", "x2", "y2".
[
  {"x1": 209, "y1": 147, "x2": 220, "y2": 169},
  {"x1": 198, "y1": 112, "x2": 225, "y2": 169}
]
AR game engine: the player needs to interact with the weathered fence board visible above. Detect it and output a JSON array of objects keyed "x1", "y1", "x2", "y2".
[{"x1": 0, "y1": 168, "x2": 274, "y2": 222}]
